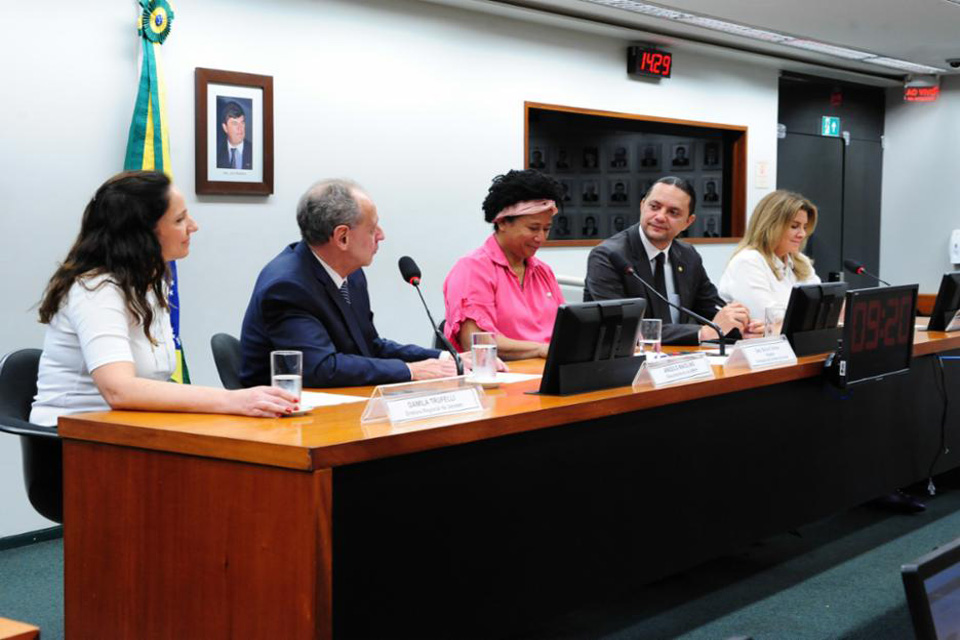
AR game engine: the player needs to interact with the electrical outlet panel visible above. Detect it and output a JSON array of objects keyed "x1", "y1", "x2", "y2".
[{"x1": 952, "y1": 229, "x2": 960, "y2": 264}]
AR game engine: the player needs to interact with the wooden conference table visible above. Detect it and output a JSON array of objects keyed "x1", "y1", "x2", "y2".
[{"x1": 60, "y1": 331, "x2": 960, "y2": 639}]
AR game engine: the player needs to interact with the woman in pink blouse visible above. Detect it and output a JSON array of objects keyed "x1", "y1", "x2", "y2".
[{"x1": 443, "y1": 170, "x2": 565, "y2": 360}]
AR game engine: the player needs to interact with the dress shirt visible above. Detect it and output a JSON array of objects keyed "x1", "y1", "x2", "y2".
[
  {"x1": 718, "y1": 248, "x2": 821, "y2": 319},
  {"x1": 313, "y1": 251, "x2": 345, "y2": 290},
  {"x1": 637, "y1": 227, "x2": 680, "y2": 323}
]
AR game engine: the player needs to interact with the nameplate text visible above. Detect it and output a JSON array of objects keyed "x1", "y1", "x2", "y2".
[
  {"x1": 633, "y1": 353, "x2": 715, "y2": 389},
  {"x1": 724, "y1": 336, "x2": 798, "y2": 371},
  {"x1": 385, "y1": 388, "x2": 483, "y2": 424}
]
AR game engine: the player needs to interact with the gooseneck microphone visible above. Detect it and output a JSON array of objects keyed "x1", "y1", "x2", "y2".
[
  {"x1": 398, "y1": 256, "x2": 464, "y2": 375},
  {"x1": 843, "y1": 259, "x2": 891, "y2": 286},
  {"x1": 606, "y1": 251, "x2": 728, "y2": 356}
]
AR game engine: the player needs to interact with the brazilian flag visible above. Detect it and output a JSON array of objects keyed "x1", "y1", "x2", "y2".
[{"x1": 123, "y1": 0, "x2": 190, "y2": 383}]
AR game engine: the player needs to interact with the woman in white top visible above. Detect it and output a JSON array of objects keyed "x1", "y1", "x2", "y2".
[
  {"x1": 718, "y1": 190, "x2": 820, "y2": 320},
  {"x1": 31, "y1": 171, "x2": 297, "y2": 426}
]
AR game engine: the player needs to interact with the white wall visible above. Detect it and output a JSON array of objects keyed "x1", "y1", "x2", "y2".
[
  {"x1": 881, "y1": 76, "x2": 960, "y2": 291},
  {"x1": 0, "y1": 0, "x2": 779, "y2": 537}
]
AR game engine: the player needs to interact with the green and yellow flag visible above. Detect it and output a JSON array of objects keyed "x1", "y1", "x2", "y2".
[{"x1": 124, "y1": 0, "x2": 190, "y2": 383}]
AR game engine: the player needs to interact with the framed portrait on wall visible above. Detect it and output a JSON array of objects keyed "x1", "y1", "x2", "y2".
[
  {"x1": 195, "y1": 67, "x2": 274, "y2": 196},
  {"x1": 581, "y1": 146, "x2": 600, "y2": 172},
  {"x1": 702, "y1": 177, "x2": 721, "y2": 206},
  {"x1": 609, "y1": 212, "x2": 630, "y2": 234},
  {"x1": 581, "y1": 179, "x2": 601, "y2": 205},
  {"x1": 580, "y1": 213, "x2": 602, "y2": 238},
  {"x1": 702, "y1": 141, "x2": 722, "y2": 169},
  {"x1": 607, "y1": 144, "x2": 630, "y2": 172},
  {"x1": 700, "y1": 212, "x2": 722, "y2": 238},
  {"x1": 669, "y1": 142, "x2": 692, "y2": 170},
  {"x1": 608, "y1": 178, "x2": 630, "y2": 206},
  {"x1": 554, "y1": 146, "x2": 572, "y2": 172},
  {"x1": 638, "y1": 143, "x2": 661, "y2": 171},
  {"x1": 529, "y1": 146, "x2": 548, "y2": 170},
  {"x1": 550, "y1": 212, "x2": 575, "y2": 240}
]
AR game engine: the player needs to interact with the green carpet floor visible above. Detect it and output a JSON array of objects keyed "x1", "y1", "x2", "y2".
[
  {"x1": 524, "y1": 485, "x2": 960, "y2": 639},
  {"x1": 2, "y1": 486, "x2": 959, "y2": 639},
  {"x1": 0, "y1": 537, "x2": 63, "y2": 639}
]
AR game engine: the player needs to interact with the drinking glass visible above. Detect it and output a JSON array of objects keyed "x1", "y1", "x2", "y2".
[
  {"x1": 270, "y1": 350, "x2": 303, "y2": 402},
  {"x1": 639, "y1": 319, "x2": 662, "y2": 358},
  {"x1": 471, "y1": 333, "x2": 498, "y2": 383},
  {"x1": 764, "y1": 305, "x2": 787, "y2": 337}
]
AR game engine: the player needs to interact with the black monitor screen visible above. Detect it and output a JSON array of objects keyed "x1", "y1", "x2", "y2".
[
  {"x1": 783, "y1": 282, "x2": 847, "y2": 334},
  {"x1": 902, "y1": 535, "x2": 960, "y2": 640},
  {"x1": 780, "y1": 282, "x2": 847, "y2": 356},
  {"x1": 539, "y1": 299, "x2": 646, "y2": 395},
  {"x1": 927, "y1": 272, "x2": 960, "y2": 332},
  {"x1": 841, "y1": 284, "x2": 918, "y2": 386}
]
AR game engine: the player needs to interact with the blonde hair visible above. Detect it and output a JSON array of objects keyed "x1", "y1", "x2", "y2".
[{"x1": 732, "y1": 190, "x2": 818, "y2": 281}]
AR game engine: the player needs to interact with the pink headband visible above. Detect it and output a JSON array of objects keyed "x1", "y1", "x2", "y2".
[{"x1": 493, "y1": 199, "x2": 558, "y2": 223}]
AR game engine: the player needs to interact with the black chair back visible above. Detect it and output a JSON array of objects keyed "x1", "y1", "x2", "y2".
[
  {"x1": 0, "y1": 348, "x2": 63, "y2": 523},
  {"x1": 0, "y1": 349, "x2": 41, "y2": 425},
  {"x1": 211, "y1": 333, "x2": 244, "y2": 390}
]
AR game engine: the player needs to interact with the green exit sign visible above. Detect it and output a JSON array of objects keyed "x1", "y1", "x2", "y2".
[{"x1": 821, "y1": 116, "x2": 841, "y2": 137}]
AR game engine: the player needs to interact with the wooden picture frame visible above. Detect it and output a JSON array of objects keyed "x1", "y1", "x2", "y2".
[
  {"x1": 195, "y1": 68, "x2": 274, "y2": 196},
  {"x1": 525, "y1": 101, "x2": 748, "y2": 247}
]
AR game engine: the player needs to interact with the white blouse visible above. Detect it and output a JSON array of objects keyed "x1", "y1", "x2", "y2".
[
  {"x1": 718, "y1": 248, "x2": 821, "y2": 320},
  {"x1": 30, "y1": 274, "x2": 176, "y2": 427}
]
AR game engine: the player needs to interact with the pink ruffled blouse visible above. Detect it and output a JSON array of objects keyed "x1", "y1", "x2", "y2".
[{"x1": 443, "y1": 234, "x2": 565, "y2": 346}]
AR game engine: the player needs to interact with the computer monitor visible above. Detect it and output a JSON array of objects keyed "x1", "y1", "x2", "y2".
[
  {"x1": 539, "y1": 299, "x2": 646, "y2": 395},
  {"x1": 902, "y1": 535, "x2": 960, "y2": 640},
  {"x1": 781, "y1": 282, "x2": 847, "y2": 356},
  {"x1": 926, "y1": 272, "x2": 960, "y2": 332},
  {"x1": 839, "y1": 284, "x2": 918, "y2": 386}
]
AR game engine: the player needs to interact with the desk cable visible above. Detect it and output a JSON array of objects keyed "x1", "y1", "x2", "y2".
[{"x1": 927, "y1": 356, "x2": 958, "y2": 496}]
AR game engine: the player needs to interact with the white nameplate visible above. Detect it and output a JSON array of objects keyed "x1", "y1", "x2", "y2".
[
  {"x1": 384, "y1": 388, "x2": 483, "y2": 424},
  {"x1": 633, "y1": 353, "x2": 715, "y2": 389},
  {"x1": 946, "y1": 309, "x2": 960, "y2": 332},
  {"x1": 724, "y1": 335, "x2": 798, "y2": 371}
]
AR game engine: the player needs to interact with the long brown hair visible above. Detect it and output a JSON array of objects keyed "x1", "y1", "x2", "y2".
[
  {"x1": 733, "y1": 190, "x2": 818, "y2": 281},
  {"x1": 38, "y1": 171, "x2": 172, "y2": 344}
]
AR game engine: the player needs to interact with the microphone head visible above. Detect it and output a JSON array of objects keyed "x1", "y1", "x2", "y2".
[
  {"x1": 398, "y1": 256, "x2": 422, "y2": 286},
  {"x1": 607, "y1": 251, "x2": 634, "y2": 275},
  {"x1": 843, "y1": 258, "x2": 864, "y2": 274}
]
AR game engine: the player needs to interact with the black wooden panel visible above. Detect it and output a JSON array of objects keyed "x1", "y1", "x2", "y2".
[
  {"x1": 777, "y1": 133, "x2": 845, "y2": 278},
  {"x1": 843, "y1": 139, "x2": 885, "y2": 289},
  {"x1": 333, "y1": 352, "x2": 960, "y2": 639},
  {"x1": 779, "y1": 73, "x2": 885, "y2": 141}
]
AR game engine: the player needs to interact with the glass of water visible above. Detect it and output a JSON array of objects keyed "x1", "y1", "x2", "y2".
[
  {"x1": 270, "y1": 350, "x2": 303, "y2": 402},
  {"x1": 764, "y1": 305, "x2": 787, "y2": 337},
  {"x1": 470, "y1": 332, "x2": 498, "y2": 383},
  {"x1": 639, "y1": 318, "x2": 662, "y2": 358}
]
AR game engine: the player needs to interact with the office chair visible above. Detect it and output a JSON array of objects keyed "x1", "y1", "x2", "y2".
[
  {"x1": 211, "y1": 333, "x2": 244, "y2": 390},
  {"x1": 0, "y1": 348, "x2": 63, "y2": 523}
]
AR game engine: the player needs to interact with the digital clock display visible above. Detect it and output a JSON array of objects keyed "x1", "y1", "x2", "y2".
[
  {"x1": 628, "y1": 46, "x2": 673, "y2": 79},
  {"x1": 841, "y1": 284, "x2": 918, "y2": 385}
]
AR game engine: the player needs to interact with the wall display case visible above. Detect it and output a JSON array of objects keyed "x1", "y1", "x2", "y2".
[{"x1": 525, "y1": 102, "x2": 747, "y2": 246}]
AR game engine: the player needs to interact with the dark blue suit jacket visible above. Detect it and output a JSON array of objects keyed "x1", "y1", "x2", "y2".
[
  {"x1": 240, "y1": 241, "x2": 440, "y2": 388},
  {"x1": 216, "y1": 137, "x2": 253, "y2": 170}
]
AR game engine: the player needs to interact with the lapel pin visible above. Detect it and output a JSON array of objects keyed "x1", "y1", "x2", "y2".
[{"x1": 678, "y1": 265, "x2": 684, "y2": 273}]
